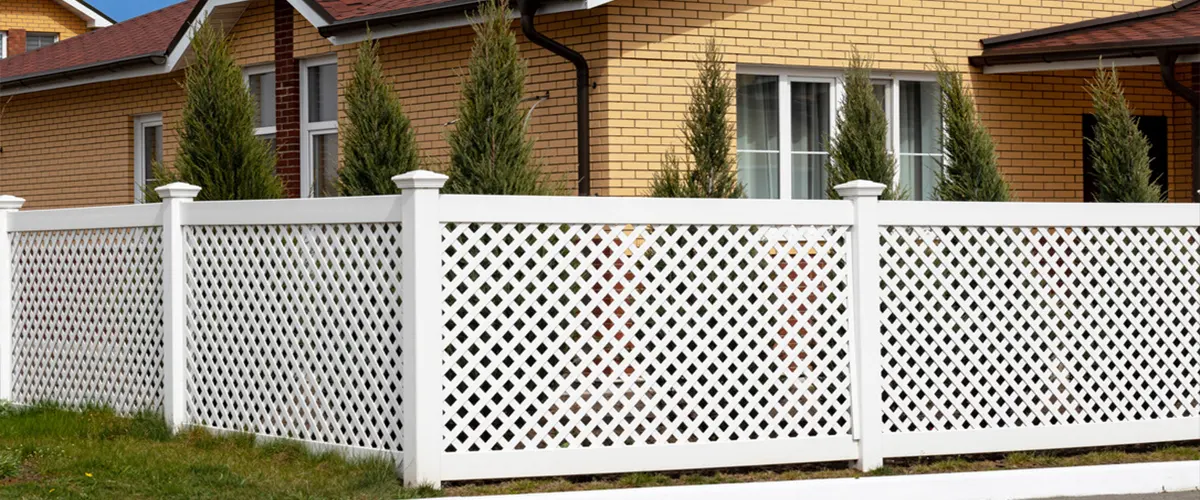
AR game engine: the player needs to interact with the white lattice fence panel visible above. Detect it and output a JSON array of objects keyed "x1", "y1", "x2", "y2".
[
  {"x1": 880, "y1": 225, "x2": 1200, "y2": 433},
  {"x1": 10, "y1": 228, "x2": 164, "y2": 413},
  {"x1": 186, "y1": 224, "x2": 404, "y2": 452},
  {"x1": 443, "y1": 223, "x2": 854, "y2": 453}
]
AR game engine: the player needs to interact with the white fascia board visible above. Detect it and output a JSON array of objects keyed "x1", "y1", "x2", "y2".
[
  {"x1": 325, "y1": 0, "x2": 614, "y2": 45},
  {"x1": 55, "y1": 0, "x2": 114, "y2": 28},
  {"x1": 287, "y1": 0, "x2": 332, "y2": 28},
  {"x1": 166, "y1": 0, "x2": 248, "y2": 72},
  {"x1": 982, "y1": 53, "x2": 1200, "y2": 74}
]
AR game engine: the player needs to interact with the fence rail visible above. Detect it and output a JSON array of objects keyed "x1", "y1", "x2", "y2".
[{"x1": 0, "y1": 175, "x2": 1197, "y2": 488}]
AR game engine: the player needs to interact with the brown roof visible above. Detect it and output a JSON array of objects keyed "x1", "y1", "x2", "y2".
[
  {"x1": 972, "y1": 0, "x2": 1200, "y2": 66},
  {"x1": 0, "y1": 0, "x2": 198, "y2": 85}
]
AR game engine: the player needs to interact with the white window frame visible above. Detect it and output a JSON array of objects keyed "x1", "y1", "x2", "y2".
[
  {"x1": 243, "y1": 63, "x2": 277, "y2": 138},
  {"x1": 300, "y1": 55, "x2": 339, "y2": 198},
  {"x1": 737, "y1": 66, "x2": 941, "y2": 200},
  {"x1": 1, "y1": 32, "x2": 7, "y2": 59},
  {"x1": 133, "y1": 114, "x2": 164, "y2": 203}
]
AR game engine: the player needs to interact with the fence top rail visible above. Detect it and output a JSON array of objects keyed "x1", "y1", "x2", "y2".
[
  {"x1": 879, "y1": 201, "x2": 1200, "y2": 227},
  {"x1": 9, "y1": 203, "x2": 162, "y2": 232},
  {"x1": 439, "y1": 195, "x2": 856, "y2": 226},
  {"x1": 183, "y1": 196, "x2": 404, "y2": 226}
]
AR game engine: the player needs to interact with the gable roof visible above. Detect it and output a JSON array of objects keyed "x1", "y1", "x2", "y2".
[
  {"x1": 54, "y1": 0, "x2": 116, "y2": 28},
  {"x1": 971, "y1": 0, "x2": 1200, "y2": 68},
  {"x1": 0, "y1": 1, "x2": 197, "y2": 89},
  {"x1": 0, "y1": 0, "x2": 607, "y2": 95}
]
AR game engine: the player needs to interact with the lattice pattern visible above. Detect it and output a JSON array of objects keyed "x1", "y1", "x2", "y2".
[
  {"x1": 10, "y1": 228, "x2": 164, "y2": 413},
  {"x1": 881, "y1": 226, "x2": 1200, "y2": 433},
  {"x1": 186, "y1": 224, "x2": 404, "y2": 452},
  {"x1": 443, "y1": 223, "x2": 854, "y2": 452}
]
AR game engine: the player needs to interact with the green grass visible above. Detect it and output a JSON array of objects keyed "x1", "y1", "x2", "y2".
[
  {"x1": 0, "y1": 403, "x2": 440, "y2": 499},
  {"x1": 1, "y1": 403, "x2": 1196, "y2": 499}
]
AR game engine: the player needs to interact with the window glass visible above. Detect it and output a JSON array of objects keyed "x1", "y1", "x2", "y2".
[
  {"x1": 790, "y1": 81, "x2": 830, "y2": 200},
  {"x1": 26, "y1": 33, "x2": 58, "y2": 51},
  {"x1": 312, "y1": 132, "x2": 339, "y2": 197},
  {"x1": 142, "y1": 124, "x2": 163, "y2": 187},
  {"x1": 736, "y1": 74, "x2": 780, "y2": 199},
  {"x1": 899, "y1": 81, "x2": 942, "y2": 200},
  {"x1": 307, "y1": 63, "x2": 338, "y2": 123},
  {"x1": 248, "y1": 71, "x2": 276, "y2": 129}
]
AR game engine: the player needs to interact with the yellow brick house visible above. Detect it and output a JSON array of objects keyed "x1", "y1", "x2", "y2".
[
  {"x1": 0, "y1": 0, "x2": 1197, "y2": 209},
  {"x1": 0, "y1": 0, "x2": 111, "y2": 58}
]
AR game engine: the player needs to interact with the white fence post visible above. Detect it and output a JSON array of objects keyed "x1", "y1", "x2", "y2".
[
  {"x1": 0, "y1": 195, "x2": 26, "y2": 402},
  {"x1": 836, "y1": 180, "x2": 886, "y2": 472},
  {"x1": 157, "y1": 183, "x2": 201, "y2": 431},
  {"x1": 393, "y1": 170, "x2": 449, "y2": 488}
]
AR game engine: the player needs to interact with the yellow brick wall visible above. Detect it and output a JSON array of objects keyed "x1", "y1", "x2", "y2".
[
  {"x1": 229, "y1": 0, "x2": 275, "y2": 66},
  {"x1": 596, "y1": 0, "x2": 1195, "y2": 200},
  {"x1": 364, "y1": 9, "x2": 608, "y2": 193},
  {"x1": 0, "y1": 73, "x2": 186, "y2": 209},
  {"x1": 0, "y1": 0, "x2": 90, "y2": 42}
]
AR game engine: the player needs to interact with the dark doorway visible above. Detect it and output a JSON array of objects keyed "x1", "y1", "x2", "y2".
[{"x1": 1082, "y1": 114, "x2": 1169, "y2": 202}]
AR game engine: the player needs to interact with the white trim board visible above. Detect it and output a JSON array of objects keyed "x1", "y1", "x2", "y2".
[
  {"x1": 441, "y1": 461, "x2": 1200, "y2": 500},
  {"x1": 55, "y1": 0, "x2": 113, "y2": 28},
  {"x1": 982, "y1": 54, "x2": 1200, "y2": 74}
]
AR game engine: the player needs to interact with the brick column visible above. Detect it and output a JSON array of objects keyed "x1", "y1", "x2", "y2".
[
  {"x1": 6, "y1": 29, "x2": 25, "y2": 57},
  {"x1": 275, "y1": 1, "x2": 301, "y2": 197}
]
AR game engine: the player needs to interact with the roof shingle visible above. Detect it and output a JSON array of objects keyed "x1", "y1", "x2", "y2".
[{"x1": 0, "y1": 0, "x2": 197, "y2": 83}]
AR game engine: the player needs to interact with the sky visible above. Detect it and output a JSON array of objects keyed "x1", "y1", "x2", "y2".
[{"x1": 89, "y1": 0, "x2": 179, "y2": 22}]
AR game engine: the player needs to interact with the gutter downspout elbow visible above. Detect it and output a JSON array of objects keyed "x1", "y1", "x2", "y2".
[{"x1": 519, "y1": 0, "x2": 591, "y2": 196}]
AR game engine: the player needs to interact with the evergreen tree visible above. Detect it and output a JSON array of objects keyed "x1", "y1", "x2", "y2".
[
  {"x1": 145, "y1": 22, "x2": 283, "y2": 202},
  {"x1": 443, "y1": 0, "x2": 548, "y2": 195},
  {"x1": 650, "y1": 38, "x2": 745, "y2": 198},
  {"x1": 339, "y1": 36, "x2": 421, "y2": 196},
  {"x1": 1085, "y1": 64, "x2": 1163, "y2": 203},
  {"x1": 826, "y1": 50, "x2": 903, "y2": 200},
  {"x1": 933, "y1": 59, "x2": 1011, "y2": 201}
]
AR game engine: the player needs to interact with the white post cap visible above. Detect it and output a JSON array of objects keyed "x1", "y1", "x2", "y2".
[
  {"x1": 0, "y1": 195, "x2": 26, "y2": 211},
  {"x1": 834, "y1": 180, "x2": 887, "y2": 199},
  {"x1": 154, "y1": 182, "x2": 202, "y2": 200},
  {"x1": 392, "y1": 170, "x2": 449, "y2": 190}
]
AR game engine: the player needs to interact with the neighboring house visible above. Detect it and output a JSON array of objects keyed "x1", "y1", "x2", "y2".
[
  {"x1": 0, "y1": 0, "x2": 1197, "y2": 208},
  {"x1": 0, "y1": 0, "x2": 112, "y2": 58}
]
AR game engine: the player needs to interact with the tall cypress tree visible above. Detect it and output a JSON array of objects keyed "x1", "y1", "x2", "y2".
[
  {"x1": 339, "y1": 36, "x2": 421, "y2": 196},
  {"x1": 826, "y1": 50, "x2": 903, "y2": 200},
  {"x1": 146, "y1": 22, "x2": 283, "y2": 201},
  {"x1": 443, "y1": 0, "x2": 548, "y2": 195},
  {"x1": 1086, "y1": 64, "x2": 1163, "y2": 203},
  {"x1": 933, "y1": 60, "x2": 1011, "y2": 201},
  {"x1": 650, "y1": 38, "x2": 744, "y2": 198}
]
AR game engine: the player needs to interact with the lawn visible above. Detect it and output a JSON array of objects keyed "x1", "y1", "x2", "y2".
[
  {"x1": 0, "y1": 403, "x2": 437, "y2": 499},
  {"x1": 0, "y1": 403, "x2": 1196, "y2": 499}
]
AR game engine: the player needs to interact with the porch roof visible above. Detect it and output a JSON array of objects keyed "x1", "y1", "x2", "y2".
[{"x1": 970, "y1": 0, "x2": 1200, "y2": 70}]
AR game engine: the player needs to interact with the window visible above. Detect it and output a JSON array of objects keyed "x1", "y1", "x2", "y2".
[
  {"x1": 134, "y1": 114, "x2": 164, "y2": 203},
  {"x1": 736, "y1": 69, "x2": 942, "y2": 200},
  {"x1": 301, "y1": 56, "x2": 338, "y2": 198},
  {"x1": 244, "y1": 65, "x2": 276, "y2": 150},
  {"x1": 26, "y1": 32, "x2": 58, "y2": 51},
  {"x1": 1, "y1": 32, "x2": 7, "y2": 59}
]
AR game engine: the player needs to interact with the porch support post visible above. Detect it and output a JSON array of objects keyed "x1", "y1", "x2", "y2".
[{"x1": 1155, "y1": 51, "x2": 1200, "y2": 202}]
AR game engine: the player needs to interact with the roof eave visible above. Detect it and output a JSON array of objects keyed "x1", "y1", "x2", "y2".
[
  {"x1": 0, "y1": 54, "x2": 168, "y2": 95},
  {"x1": 980, "y1": 0, "x2": 1200, "y2": 49},
  {"x1": 971, "y1": 38, "x2": 1200, "y2": 68}
]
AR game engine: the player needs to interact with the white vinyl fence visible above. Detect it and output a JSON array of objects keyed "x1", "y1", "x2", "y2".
[{"x1": 0, "y1": 174, "x2": 1196, "y2": 488}]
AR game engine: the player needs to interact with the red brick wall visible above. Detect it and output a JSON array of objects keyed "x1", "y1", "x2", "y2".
[
  {"x1": 274, "y1": 0, "x2": 301, "y2": 197},
  {"x1": 6, "y1": 28, "x2": 25, "y2": 56}
]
